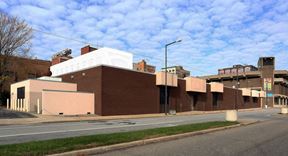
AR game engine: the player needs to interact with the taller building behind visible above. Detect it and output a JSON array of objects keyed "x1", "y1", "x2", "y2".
[
  {"x1": 200, "y1": 57, "x2": 288, "y2": 107},
  {"x1": 133, "y1": 60, "x2": 155, "y2": 73},
  {"x1": 162, "y1": 66, "x2": 190, "y2": 78}
]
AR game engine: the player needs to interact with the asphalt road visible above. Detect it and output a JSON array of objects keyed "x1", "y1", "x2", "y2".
[
  {"x1": 0, "y1": 108, "x2": 279, "y2": 145},
  {"x1": 96, "y1": 113, "x2": 288, "y2": 156}
]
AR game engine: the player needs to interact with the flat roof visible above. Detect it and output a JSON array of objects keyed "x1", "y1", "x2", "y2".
[{"x1": 11, "y1": 78, "x2": 76, "y2": 85}]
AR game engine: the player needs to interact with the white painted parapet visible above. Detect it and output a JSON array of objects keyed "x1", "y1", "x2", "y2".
[
  {"x1": 210, "y1": 82, "x2": 224, "y2": 93},
  {"x1": 226, "y1": 110, "x2": 238, "y2": 121},
  {"x1": 156, "y1": 71, "x2": 178, "y2": 87},
  {"x1": 50, "y1": 47, "x2": 133, "y2": 76}
]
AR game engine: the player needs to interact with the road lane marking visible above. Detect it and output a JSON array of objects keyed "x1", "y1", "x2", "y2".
[
  {"x1": 0, "y1": 119, "x2": 224, "y2": 138},
  {"x1": 0, "y1": 109, "x2": 278, "y2": 137},
  {"x1": 0, "y1": 114, "x2": 224, "y2": 130}
]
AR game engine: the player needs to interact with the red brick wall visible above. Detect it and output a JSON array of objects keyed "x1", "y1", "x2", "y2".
[
  {"x1": 62, "y1": 66, "x2": 159, "y2": 115},
  {"x1": 61, "y1": 66, "x2": 261, "y2": 116},
  {"x1": 194, "y1": 85, "x2": 260, "y2": 111},
  {"x1": 101, "y1": 66, "x2": 159, "y2": 115},
  {"x1": 81, "y1": 45, "x2": 97, "y2": 55},
  {"x1": 1, "y1": 56, "x2": 51, "y2": 92}
]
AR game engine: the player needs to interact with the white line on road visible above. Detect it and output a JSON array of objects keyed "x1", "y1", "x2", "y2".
[
  {"x1": 0, "y1": 114, "x2": 223, "y2": 131},
  {"x1": 0, "y1": 119, "x2": 222, "y2": 138}
]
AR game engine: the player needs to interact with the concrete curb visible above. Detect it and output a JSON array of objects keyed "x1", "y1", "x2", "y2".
[{"x1": 49, "y1": 120, "x2": 259, "y2": 156}]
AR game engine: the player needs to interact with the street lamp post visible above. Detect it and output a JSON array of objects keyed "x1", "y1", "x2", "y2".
[
  {"x1": 164, "y1": 39, "x2": 182, "y2": 115},
  {"x1": 235, "y1": 66, "x2": 239, "y2": 110}
]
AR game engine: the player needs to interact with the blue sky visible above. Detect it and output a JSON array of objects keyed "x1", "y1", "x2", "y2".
[{"x1": 1, "y1": 0, "x2": 288, "y2": 76}]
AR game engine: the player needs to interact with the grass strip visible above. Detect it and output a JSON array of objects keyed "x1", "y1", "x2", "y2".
[{"x1": 0, "y1": 121, "x2": 238, "y2": 156}]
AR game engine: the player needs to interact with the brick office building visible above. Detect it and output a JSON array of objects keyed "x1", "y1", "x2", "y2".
[
  {"x1": 200, "y1": 57, "x2": 288, "y2": 107},
  {"x1": 133, "y1": 60, "x2": 156, "y2": 73},
  {"x1": 162, "y1": 66, "x2": 190, "y2": 78},
  {"x1": 60, "y1": 65, "x2": 263, "y2": 115},
  {"x1": 0, "y1": 55, "x2": 51, "y2": 104},
  {"x1": 53, "y1": 47, "x2": 265, "y2": 115},
  {"x1": 9, "y1": 46, "x2": 266, "y2": 116}
]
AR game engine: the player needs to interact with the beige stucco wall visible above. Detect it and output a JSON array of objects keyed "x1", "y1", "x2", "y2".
[
  {"x1": 240, "y1": 88, "x2": 251, "y2": 96},
  {"x1": 11, "y1": 80, "x2": 29, "y2": 101},
  {"x1": 156, "y1": 71, "x2": 178, "y2": 87},
  {"x1": 185, "y1": 77, "x2": 206, "y2": 93},
  {"x1": 42, "y1": 90, "x2": 94, "y2": 115},
  {"x1": 10, "y1": 79, "x2": 77, "y2": 112},
  {"x1": 29, "y1": 79, "x2": 77, "y2": 112},
  {"x1": 251, "y1": 90, "x2": 260, "y2": 97},
  {"x1": 209, "y1": 82, "x2": 224, "y2": 93},
  {"x1": 259, "y1": 91, "x2": 266, "y2": 97},
  {"x1": 10, "y1": 80, "x2": 30, "y2": 111}
]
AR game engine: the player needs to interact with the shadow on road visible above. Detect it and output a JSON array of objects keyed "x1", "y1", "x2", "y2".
[{"x1": 0, "y1": 108, "x2": 36, "y2": 119}]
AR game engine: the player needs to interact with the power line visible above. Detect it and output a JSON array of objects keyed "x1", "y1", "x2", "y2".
[
  {"x1": 32, "y1": 28, "x2": 214, "y2": 75},
  {"x1": 32, "y1": 28, "x2": 94, "y2": 46}
]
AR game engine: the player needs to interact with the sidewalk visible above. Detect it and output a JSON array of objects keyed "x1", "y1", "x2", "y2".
[{"x1": 0, "y1": 108, "x2": 263, "y2": 126}]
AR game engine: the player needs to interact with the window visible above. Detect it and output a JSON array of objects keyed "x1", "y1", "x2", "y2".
[
  {"x1": 28, "y1": 73, "x2": 36, "y2": 78},
  {"x1": 160, "y1": 86, "x2": 169, "y2": 105},
  {"x1": 231, "y1": 68, "x2": 237, "y2": 74},
  {"x1": 225, "y1": 69, "x2": 231, "y2": 74},
  {"x1": 212, "y1": 93, "x2": 219, "y2": 106},
  {"x1": 4, "y1": 71, "x2": 14, "y2": 77},
  {"x1": 253, "y1": 97, "x2": 258, "y2": 103},
  {"x1": 193, "y1": 95, "x2": 198, "y2": 107},
  {"x1": 245, "y1": 67, "x2": 251, "y2": 72},
  {"x1": 219, "y1": 70, "x2": 225, "y2": 74},
  {"x1": 17, "y1": 87, "x2": 25, "y2": 99},
  {"x1": 274, "y1": 97, "x2": 279, "y2": 105},
  {"x1": 243, "y1": 96, "x2": 249, "y2": 104},
  {"x1": 263, "y1": 58, "x2": 274, "y2": 66},
  {"x1": 238, "y1": 68, "x2": 244, "y2": 73}
]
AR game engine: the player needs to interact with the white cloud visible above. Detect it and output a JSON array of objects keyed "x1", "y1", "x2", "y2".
[{"x1": 0, "y1": 0, "x2": 287, "y2": 76}]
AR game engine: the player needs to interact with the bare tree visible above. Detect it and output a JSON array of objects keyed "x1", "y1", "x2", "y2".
[{"x1": 0, "y1": 12, "x2": 33, "y2": 105}]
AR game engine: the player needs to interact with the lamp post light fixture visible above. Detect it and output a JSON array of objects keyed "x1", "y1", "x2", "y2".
[{"x1": 164, "y1": 39, "x2": 182, "y2": 115}]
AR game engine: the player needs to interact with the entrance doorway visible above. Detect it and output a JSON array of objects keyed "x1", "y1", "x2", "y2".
[{"x1": 190, "y1": 94, "x2": 198, "y2": 111}]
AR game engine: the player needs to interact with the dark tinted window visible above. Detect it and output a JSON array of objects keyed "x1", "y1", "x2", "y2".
[
  {"x1": 160, "y1": 86, "x2": 169, "y2": 105},
  {"x1": 263, "y1": 58, "x2": 274, "y2": 66},
  {"x1": 212, "y1": 93, "x2": 218, "y2": 106},
  {"x1": 253, "y1": 97, "x2": 258, "y2": 103},
  {"x1": 243, "y1": 96, "x2": 249, "y2": 103},
  {"x1": 17, "y1": 87, "x2": 25, "y2": 99}
]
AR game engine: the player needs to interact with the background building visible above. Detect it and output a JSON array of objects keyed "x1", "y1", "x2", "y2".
[
  {"x1": 51, "y1": 49, "x2": 73, "y2": 66},
  {"x1": 200, "y1": 57, "x2": 288, "y2": 107},
  {"x1": 162, "y1": 66, "x2": 190, "y2": 78},
  {"x1": 133, "y1": 60, "x2": 155, "y2": 73},
  {"x1": 0, "y1": 55, "x2": 51, "y2": 105},
  {"x1": 218, "y1": 65, "x2": 258, "y2": 75}
]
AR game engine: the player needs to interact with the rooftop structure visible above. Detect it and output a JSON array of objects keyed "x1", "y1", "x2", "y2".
[
  {"x1": 133, "y1": 60, "x2": 155, "y2": 73},
  {"x1": 50, "y1": 47, "x2": 133, "y2": 76},
  {"x1": 0, "y1": 55, "x2": 51, "y2": 105},
  {"x1": 161, "y1": 66, "x2": 190, "y2": 78}
]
